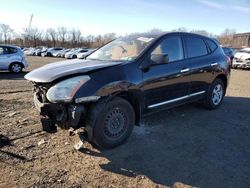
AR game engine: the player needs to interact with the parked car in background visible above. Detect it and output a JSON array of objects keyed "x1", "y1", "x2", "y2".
[
  {"x1": 77, "y1": 49, "x2": 96, "y2": 59},
  {"x1": 51, "y1": 49, "x2": 65, "y2": 57},
  {"x1": 0, "y1": 45, "x2": 28, "y2": 73},
  {"x1": 35, "y1": 47, "x2": 48, "y2": 56},
  {"x1": 41, "y1": 47, "x2": 64, "y2": 57},
  {"x1": 232, "y1": 48, "x2": 250, "y2": 69},
  {"x1": 24, "y1": 48, "x2": 36, "y2": 56},
  {"x1": 25, "y1": 32, "x2": 230, "y2": 148},
  {"x1": 56, "y1": 49, "x2": 71, "y2": 58},
  {"x1": 65, "y1": 48, "x2": 88, "y2": 59}
]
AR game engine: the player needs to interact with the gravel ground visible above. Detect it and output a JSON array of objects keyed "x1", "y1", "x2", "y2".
[{"x1": 0, "y1": 56, "x2": 250, "y2": 188}]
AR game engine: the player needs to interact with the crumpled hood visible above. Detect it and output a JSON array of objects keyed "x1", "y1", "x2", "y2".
[{"x1": 25, "y1": 59, "x2": 121, "y2": 83}]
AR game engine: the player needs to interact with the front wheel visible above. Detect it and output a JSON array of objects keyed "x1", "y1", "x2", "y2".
[
  {"x1": 203, "y1": 78, "x2": 225, "y2": 109},
  {"x1": 88, "y1": 97, "x2": 135, "y2": 149},
  {"x1": 9, "y1": 63, "x2": 23, "y2": 73}
]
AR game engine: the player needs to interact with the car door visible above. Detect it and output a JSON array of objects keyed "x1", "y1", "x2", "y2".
[
  {"x1": 0, "y1": 46, "x2": 10, "y2": 69},
  {"x1": 183, "y1": 35, "x2": 215, "y2": 94},
  {"x1": 141, "y1": 34, "x2": 191, "y2": 109}
]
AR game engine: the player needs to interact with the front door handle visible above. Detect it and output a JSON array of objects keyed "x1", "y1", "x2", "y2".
[
  {"x1": 211, "y1": 63, "x2": 218, "y2": 66},
  {"x1": 180, "y1": 68, "x2": 190, "y2": 73}
]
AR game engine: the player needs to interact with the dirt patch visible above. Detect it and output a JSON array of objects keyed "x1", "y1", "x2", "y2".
[{"x1": 0, "y1": 56, "x2": 250, "y2": 188}]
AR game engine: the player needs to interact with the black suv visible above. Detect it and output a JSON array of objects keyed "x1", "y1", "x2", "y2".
[{"x1": 25, "y1": 32, "x2": 230, "y2": 148}]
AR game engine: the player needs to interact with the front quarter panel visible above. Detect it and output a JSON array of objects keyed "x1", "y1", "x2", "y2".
[{"x1": 74, "y1": 62, "x2": 142, "y2": 99}]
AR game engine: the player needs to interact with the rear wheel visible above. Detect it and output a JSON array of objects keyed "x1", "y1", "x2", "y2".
[
  {"x1": 203, "y1": 78, "x2": 225, "y2": 109},
  {"x1": 88, "y1": 97, "x2": 135, "y2": 149},
  {"x1": 9, "y1": 63, "x2": 23, "y2": 73}
]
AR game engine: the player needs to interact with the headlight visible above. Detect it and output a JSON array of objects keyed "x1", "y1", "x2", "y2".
[{"x1": 46, "y1": 76, "x2": 90, "y2": 103}]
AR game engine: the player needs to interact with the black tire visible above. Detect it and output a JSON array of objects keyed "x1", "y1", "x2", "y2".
[
  {"x1": 47, "y1": 52, "x2": 52, "y2": 57},
  {"x1": 88, "y1": 97, "x2": 135, "y2": 149},
  {"x1": 203, "y1": 78, "x2": 225, "y2": 109},
  {"x1": 72, "y1": 55, "x2": 77, "y2": 59},
  {"x1": 9, "y1": 62, "x2": 23, "y2": 73}
]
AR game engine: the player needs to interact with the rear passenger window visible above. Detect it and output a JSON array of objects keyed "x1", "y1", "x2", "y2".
[
  {"x1": 151, "y1": 36, "x2": 184, "y2": 62},
  {"x1": 8, "y1": 47, "x2": 17, "y2": 54},
  {"x1": 206, "y1": 39, "x2": 217, "y2": 52},
  {"x1": 185, "y1": 36, "x2": 208, "y2": 58}
]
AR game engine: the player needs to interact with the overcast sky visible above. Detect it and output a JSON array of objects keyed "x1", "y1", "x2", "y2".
[{"x1": 0, "y1": 0, "x2": 250, "y2": 36}]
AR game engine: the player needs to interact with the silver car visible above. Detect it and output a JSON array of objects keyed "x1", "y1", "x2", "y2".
[{"x1": 0, "y1": 45, "x2": 28, "y2": 73}]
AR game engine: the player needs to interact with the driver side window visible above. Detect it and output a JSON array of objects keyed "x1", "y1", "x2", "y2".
[{"x1": 151, "y1": 36, "x2": 184, "y2": 63}]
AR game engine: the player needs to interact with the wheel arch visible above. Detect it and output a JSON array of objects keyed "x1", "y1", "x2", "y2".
[
  {"x1": 94, "y1": 81, "x2": 144, "y2": 126},
  {"x1": 114, "y1": 90, "x2": 144, "y2": 126},
  {"x1": 215, "y1": 74, "x2": 228, "y2": 89}
]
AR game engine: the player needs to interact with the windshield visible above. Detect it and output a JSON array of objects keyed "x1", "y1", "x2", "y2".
[{"x1": 87, "y1": 35, "x2": 156, "y2": 61}]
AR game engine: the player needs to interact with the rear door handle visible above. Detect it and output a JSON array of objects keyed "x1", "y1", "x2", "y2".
[
  {"x1": 180, "y1": 68, "x2": 190, "y2": 73},
  {"x1": 211, "y1": 63, "x2": 218, "y2": 66}
]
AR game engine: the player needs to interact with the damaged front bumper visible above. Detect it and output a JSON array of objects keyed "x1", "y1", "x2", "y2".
[{"x1": 33, "y1": 94, "x2": 86, "y2": 133}]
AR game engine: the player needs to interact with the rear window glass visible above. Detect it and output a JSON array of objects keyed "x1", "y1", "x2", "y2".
[
  {"x1": 207, "y1": 40, "x2": 218, "y2": 52},
  {"x1": 185, "y1": 36, "x2": 208, "y2": 58}
]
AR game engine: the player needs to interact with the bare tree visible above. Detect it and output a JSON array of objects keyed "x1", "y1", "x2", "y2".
[
  {"x1": 172, "y1": 27, "x2": 187, "y2": 32},
  {"x1": 75, "y1": 29, "x2": 81, "y2": 46},
  {"x1": 47, "y1": 28, "x2": 57, "y2": 47},
  {"x1": 0, "y1": 24, "x2": 13, "y2": 44},
  {"x1": 30, "y1": 28, "x2": 43, "y2": 47},
  {"x1": 57, "y1": 26, "x2": 67, "y2": 47},
  {"x1": 148, "y1": 28, "x2": 162, "y2": 33},
  {"x1": 103, "y1": 33, "x2": 116, "y2": 43},
  {"x1": 218, "y1": 28, "x2": 236, "y2": 46},
  {"x1": 70, "y1": 29, "x2": 77, "y2": 47},
  {"x1": 85, "y1": 35, "x2": 95, "y2": 48}
]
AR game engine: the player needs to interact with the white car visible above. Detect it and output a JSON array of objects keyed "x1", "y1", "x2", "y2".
[
  {"x1": 0, "y1": 45, "x2": 28, "y2": 73},
  {"x1": 65, "y1": 48, "x2": 89, "y2": 59},
  {"x1": 232, "y1": 48, "x2": 250, "y2": 69},
  {"x1": 24, "y1": 48, "x2": 36, "y2": 56},
  {"x1": 56, "y1": 49, "x2": 71, "y2": 58},
  {"x1": 52, "y1": 49, "x2": 65, "y2": 57},
  {"x1": 35, "y1": 47, "x2": 48, "y2": 56},
  {"x1": 41, "y1": 47, "x2": 64, "y2": 57},
  {"x1": 77, "y1": 49, "x2": 96, "y2": 59}
]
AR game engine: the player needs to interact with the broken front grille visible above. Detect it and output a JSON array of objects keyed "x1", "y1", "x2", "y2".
[{"x1": 33, "y1": 83, "x2": 51, "y2": 103}]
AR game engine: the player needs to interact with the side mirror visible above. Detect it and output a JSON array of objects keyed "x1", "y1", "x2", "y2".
[{"x1": 151, "y1": 54, "x2": 169, "y2": 64}]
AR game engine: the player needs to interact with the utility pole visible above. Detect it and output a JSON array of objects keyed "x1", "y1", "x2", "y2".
[
  {"x1": 28, "y1": 14, "x2": 33, "y2": 31},
  {"x1": 24, "y1": 14, "x2": 33, "y2": 47}
]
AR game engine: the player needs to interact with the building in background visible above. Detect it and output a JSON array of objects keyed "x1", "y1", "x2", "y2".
[{"x1": 232, "y1": 32, "x2": 250, "y2": 48}]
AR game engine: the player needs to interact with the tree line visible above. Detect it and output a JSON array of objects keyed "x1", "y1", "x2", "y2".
[{"x1": 0, "y1": 23, "x2": 236, "y2": 48}]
